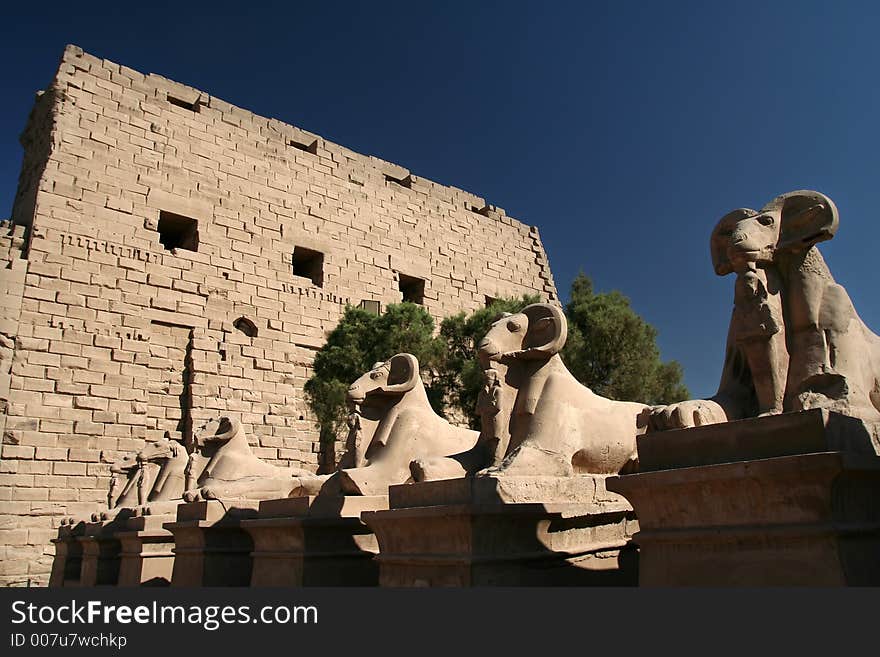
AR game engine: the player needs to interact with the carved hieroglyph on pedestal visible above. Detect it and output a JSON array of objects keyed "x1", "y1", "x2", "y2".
[{"x1": 649, "y1": 190, "x2": 880, "y2": 449}]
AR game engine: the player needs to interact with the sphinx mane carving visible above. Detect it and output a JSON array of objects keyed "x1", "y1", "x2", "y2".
[{"x1": 650, "y1": 190, "x2": 880, "y2": 449}]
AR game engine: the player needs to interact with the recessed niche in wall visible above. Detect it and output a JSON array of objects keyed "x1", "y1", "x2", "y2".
[
  {"x1": 233, "y1": 317, "x2": 258, "y2": 338},
  {"x1": 289, "y1": 137, "x2": 318, "y2": 154},
  {"x1": 385, "y1": 173, "x2": 413, "y2": 188},
  {"x1": 484, "y1": 296, "x2": 497, "y2": 307},
  {"x1": 157, "y1": 211, "x2": 199, "y2": 252},
  {"x1": 167, "y1": 93, "x2": 200, "y2": 112},
  {"x1": 359, "y1": 299, "x2": 381, "y2": 316},
  {"x1": 398, "y1": 274, "x2": 425, "y2": 305},
  {"x1": 292, "y1": 246, "x2": 324, "y2": 287}
]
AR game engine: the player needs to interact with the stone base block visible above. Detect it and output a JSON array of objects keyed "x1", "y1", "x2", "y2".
[
  {"x1": 116, "y1": 512, "x2": 178, "y2": 587},
  {"x1": 362, "y1": 476, "x2": 638, "y2": 587},
  {"x1": 49, "y1": 522, "x2": 86, "y2": 588},
  {"x1": 164, "y1": 500, "x2": 260, "y2": 587},
  {"x1": 242, "y1": 495, "x2": 387, "y2": 587},
  {"x1": 607, "y1": 410, "x2": 880, "y2": 586}
]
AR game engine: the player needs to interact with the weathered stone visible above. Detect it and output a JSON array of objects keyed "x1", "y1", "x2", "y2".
[
  {"x1": 363, "y1": 476, "x2": 638, "y2": 587},
  {"x1": 242, "y1": 495, "x2": 387, "y2": 587},
  {"x1": 649, "y1": 190, "x2": 880, "y2": 450},
  {"x1": 607, "y1": 410, "x2": 880, "y2": 586},
  {"x1": 1, "y1": 44, "x2": 556, "y2": 584},
  {"x1": 163, "y1": 499, "x2": 261, "y2": 587}
]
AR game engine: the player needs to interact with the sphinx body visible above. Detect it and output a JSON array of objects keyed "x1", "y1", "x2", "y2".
[
  {"x1": 651, "y1": 190, "x2": 880, "y2": 449},
  {"x1": 311, "y1": 354, "x2": 479, "y2": 496},
  {"x1": 182, "y1": 417, "x2": 317, "y2": 502},
  {"x1": 412, "y1": 303, "x2": 651, "y2": 481}
]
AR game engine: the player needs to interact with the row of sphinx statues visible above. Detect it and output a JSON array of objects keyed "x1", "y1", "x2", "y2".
[{"x1": 101, "y1": 189, "x2": 880, "y2": 516}]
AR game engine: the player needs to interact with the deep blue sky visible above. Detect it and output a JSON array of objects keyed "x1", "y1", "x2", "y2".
[{"x1": 2, "y1": 1, "x2": 878, "y2": 398}]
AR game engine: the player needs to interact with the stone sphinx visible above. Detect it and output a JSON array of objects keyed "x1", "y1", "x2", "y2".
[
  {"x1": 412, "y1": 302, "x2": 651, "y2": 480},
  {"x1": 183, "y1": 416, "x2": 315, "y2": 501},
  {"x1": 137, "y1": 433, "x2": 189, "y2": 503},
  {"x1": 650, "y1": 190, "x2": 880, "y2": 447},
  {"x1": 105, "y1": 452, "x2": 143, "y2": 510},
  {"x1": 327, "y1": 353, "x2": 479, "y2": 495}
]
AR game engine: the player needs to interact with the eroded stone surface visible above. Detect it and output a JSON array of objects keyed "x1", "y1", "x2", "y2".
[
  {"x1": 649, "y1": 190, "x2": 880, "y2": 452},
  {"x1": 0, "y1": 43, "x2": 556, "y2": 586},
  {"x1": 608, "y1": 412, "x2": 880, "y2": 586},
  {"x1": 412, "y1": 303, "x2": 651, "y2": 480}
]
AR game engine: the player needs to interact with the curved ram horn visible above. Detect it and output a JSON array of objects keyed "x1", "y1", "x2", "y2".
[
  {"x1": 521, "y1": 303, "x2": 568, "y2": 357},
  {"x1": 380, "y1": 353, "x2": 420, "y2": 394},
  {"x1": 212, "y1": 416, "x2": 240, "y2": 441},
  {"x1": 769, "y1": 190, "x2": 839, "y2": 252}
]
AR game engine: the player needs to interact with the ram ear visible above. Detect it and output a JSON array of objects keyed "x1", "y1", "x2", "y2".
[
  {"x1": 521, "y1": 303, "x2": 567, "y2": 357},
  {"x1": 711, "y1": 208, "x2": 754, "y2": 276},
  {"x1": 771, "y1": 190, "x2": 838, "y2": 252},
  {"x1": 381, "y1": 353, "x2": 420, "y2": 394}
]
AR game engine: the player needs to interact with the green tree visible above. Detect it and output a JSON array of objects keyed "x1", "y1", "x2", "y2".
[
  {"x1": 561, "y1": 273, "x2": 688, "y2": 404},
  {"x1": 435, "y1": 295, "x2": 539, "y2": 428},
  {"x1": 303, "y1": 302, "x2": 441, "y2": 466},
  {"x1": 304, "y1": 278, "x2": 688, "y2": 467}
]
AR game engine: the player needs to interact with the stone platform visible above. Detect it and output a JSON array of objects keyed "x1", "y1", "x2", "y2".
[
  {"x1": 49, "y1": 521, "x2": 87, "y2": 587},
  {"x1": 77, "y1": 510, "x2": 136, "y2": 587},
  {"x1": 607, "y1": 409, "x2": 880, "y2": 586},
  {"x1": 115, "y1": 502, "x2": 181, "y2": 587},
  {"x1": 241, "y1": 495, "x2": 387, "y2": 587},
  {"x1": 362, "y1": 475, "x2": 638, "y2": 586},
  {"x1": 163, "y1": 500, "x2": 261, "y2": 587}
]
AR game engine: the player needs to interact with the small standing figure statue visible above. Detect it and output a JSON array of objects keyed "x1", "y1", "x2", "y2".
[
  {"x1": 184, "y1": 450, "x2": 198, "y2": 492},
  {"x1": 107, "y1": 472, "x2": 119, "y2": 510},
  {"x1": 476, "y1": 367, "x2": 509, "y2": 467},
  {"x1": 346, "y1": 402, "x2": 367, "y2": 468},
  {"x1": 135, "y1": 463, "x2": 147, "y2": 506},
  {"x1": 731, "y1": 261, "x2": 787, "y2": 417}
]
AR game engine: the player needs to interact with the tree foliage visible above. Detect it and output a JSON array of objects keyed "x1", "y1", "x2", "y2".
[
  {"x1": 304, "y1": 278, "x2": 689, "y2": 453},
  {"x1": 561, "y1": 273, "x2": 688, "y2": 404},
  {"x1": 435, "y1": 296, "x2": 539, "y2": 428},
  {"x1": 303, "y1": 303, "x2": 441, "y2": 451}
]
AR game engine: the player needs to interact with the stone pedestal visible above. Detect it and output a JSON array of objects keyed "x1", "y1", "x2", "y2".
[
  {"x1": 607, "y1": 409, "x2": 880, "y2": 586},
  {"x1": 164, "y1": 500, "x2": 260, "y2": 587},
  {"x1": 115, "y1": 502, "x2": 181, "y2": 587},
  {"x1": 49, "y1": 521, "x2": 86, "y2": 588},
  {"x1": 77, "y1": 511, "x2": 134, "y2": 586},
  {"x1": 362, "y1": 476, "x2": 638, "y2": 587},
  {"x1": 241, "y1": 495, "x2": 386, "y2": 587}
]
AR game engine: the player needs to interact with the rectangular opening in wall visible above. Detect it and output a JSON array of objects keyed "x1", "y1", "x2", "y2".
[
  {"x1": 398, "y1": 273, "x2": 425, "y2": 305},
  {"x1": 167, "y1": 93, "x2": 200, "y2": 112},
  {"x1": 157, "y1": 211, "x2": 199, "y2": 252},
  {"x1": 385, "y1": 173, "x2": 413, "y2": 189},
  {"x1": 289, "y1": 138, "x2": 318, "y2": 154},
  {"x1": 292, "y1": 246, "x2": 324, "y2": 287},
  {"x1": 484, "y1": 295, "x2": 497, "y2": 307},
  {"x1": 359, "y1": 299, "x2": 381, "y2": 316}
]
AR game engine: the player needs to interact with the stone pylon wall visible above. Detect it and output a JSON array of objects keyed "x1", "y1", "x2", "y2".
[{"x1": 0, "y1": 45, "x2": 558, "y2": 586}]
